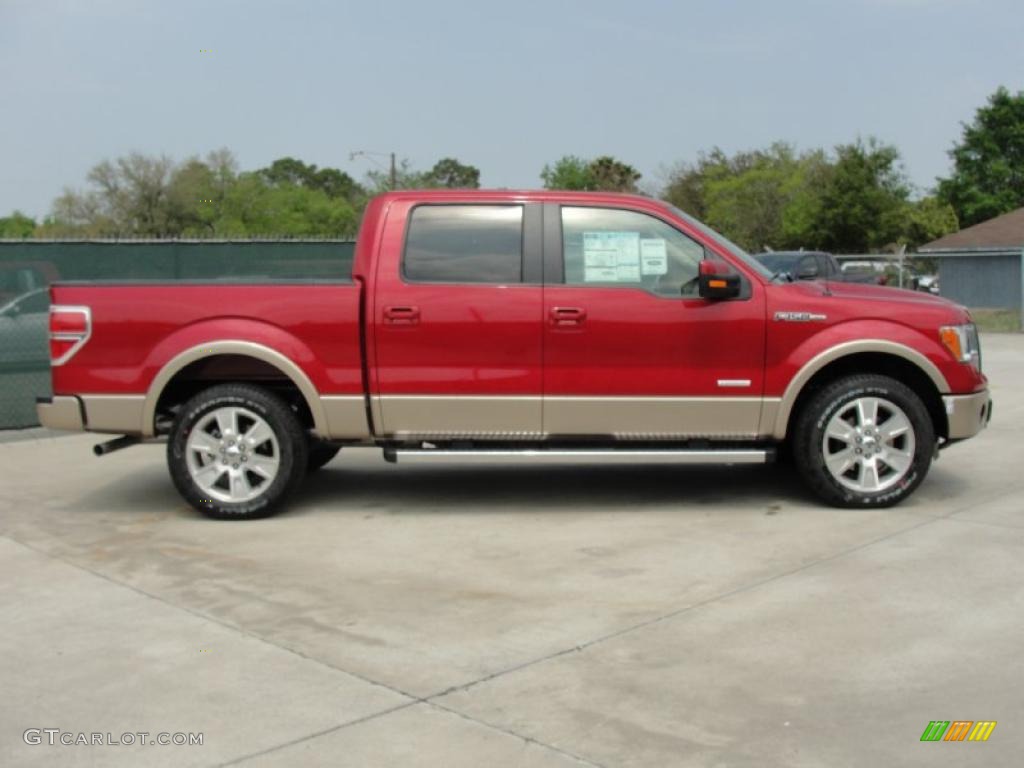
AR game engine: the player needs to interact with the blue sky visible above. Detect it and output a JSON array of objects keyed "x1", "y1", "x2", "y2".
[{"x1": 1, "y1": 0, "x2": 1022, "y2": 219}]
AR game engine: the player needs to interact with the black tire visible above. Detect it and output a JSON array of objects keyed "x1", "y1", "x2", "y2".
[
  {"x1": 167, "y1": 384, "x2": 308, "y2": 520},
  {"x1": 792, "y1": 374, "x2": 935, "y2": 508},
  {"x1": 307, "y1": 440, "x2": 341, "y2": 473}
]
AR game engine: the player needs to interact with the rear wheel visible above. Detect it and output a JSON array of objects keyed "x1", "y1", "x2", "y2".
[
  {"x1": 167, "y1": 384, "x2": 307, "y2": 519},
  {"x1": 793, "y1": 374, "x2": 935, "y2": 508}
]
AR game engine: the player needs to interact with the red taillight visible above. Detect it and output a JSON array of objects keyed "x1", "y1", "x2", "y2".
[{"x1": 49, "y1": 305, "x2": 91, "y2": 365}]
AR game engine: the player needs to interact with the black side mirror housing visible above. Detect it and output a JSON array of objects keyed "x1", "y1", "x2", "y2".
[{"x1": 698, "y1": 260, "x2": 741, "y2": 300}]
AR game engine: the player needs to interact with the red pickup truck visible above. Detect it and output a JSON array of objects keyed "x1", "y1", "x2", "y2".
[{"x1": 37, "y1": 190, "x2": 991, "y2": 518}]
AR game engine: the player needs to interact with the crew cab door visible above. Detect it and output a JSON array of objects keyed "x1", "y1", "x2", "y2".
[
  {"x1": 371, "y1": 200, "x2": 544, "y2": 437},
  {"x1": 542, "y1": 204, "x2": 766, "y2": 438}
]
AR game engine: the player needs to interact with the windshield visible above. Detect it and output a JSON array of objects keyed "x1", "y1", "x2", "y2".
[
  {"x1": 754, "y1": 253, "x2": 803, "y2": 273},
  {"x1": 665, "y1": 204, "x2": 774, "y2": 278}
]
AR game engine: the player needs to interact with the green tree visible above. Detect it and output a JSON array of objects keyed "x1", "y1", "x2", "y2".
[
  {"x1": 662, "y1": 144, "x2": 831, "y2": 251},
  {"x1": 807, "y1": 138, "x2": 911, "y2": 252},
  {"x1": 362, "y1": 157, "x2": 425, "y2": 193},
  {"x1": 541, "y1": 155, "x2": 642, "y2": 192},
  {"x1": 424, "y1": 157, "x2": 481, "y2": 188},
  {"x1": 541, "y1": 156, "x2": 592, "y2": 190},
  {"x1": 898, "y1": 197, "x2": 959, "y2": 249},
  {"x1": 45, "y1": 150, "x2": 361, "y2": 238},
  {"x1": 703, "y1": 144, "x2": 816, "y2": 252},
  {"x1": 259, "y1": 157, "x2": 363, "y2": 202},
  {"x1": 0, "y1": 211, "x2": 37, "y2": 238},
  {"x1": 661, "y1": 149, "x2": 728, "y2": 219},
  {"x1": 588, "y1": 156, "x2": 642, "y2": 192},
  {"x1": 207, "y1": 174, "x2": 358, "y2": 237},
  {"x1": 47, "y1": 152, "x2": 179, "y2": 236},
  {"x1": 938, "y1": 87, "x2": 1024, "y2": 227},
  {"x1": 361, "y1": 156, "x2": 481, "y2": 192}
]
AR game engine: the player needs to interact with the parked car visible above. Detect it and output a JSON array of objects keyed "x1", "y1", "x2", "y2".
[
  {"x1": 916, "y1": 274, "x2": 940, "y2": 295},
  {"x1": 38, "y1": 190, "x2": 991, "y2": 518},
  {"x1": 0, "y1": 287, "x2": 50, "y2": 372},
  {"x1": 754, "y1": 251, "x2": 842, "y2": 282},
  {"x1": 839, "y1": 260, "x2": 895, "y2": 286},
  {"x1": 0, "y1": 262, "x2": 59, "y2": 305}
]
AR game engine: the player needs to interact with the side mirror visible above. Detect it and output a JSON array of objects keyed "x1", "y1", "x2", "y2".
[{"x1": 698, "y1": 260, "x2": 741, "y2": 300}]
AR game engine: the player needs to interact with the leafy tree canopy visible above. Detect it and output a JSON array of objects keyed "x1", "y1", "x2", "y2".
[
  {"x1": 42, "y1": 151, "x2": 361, "y2": 238},
  {"x1": 541, "y1": 155, "x2": 642, "y2": 193},
  {"x1": 259, "y1": 157, "x2": 364, "y2": 203},
  {"x1": 663, "y1": 139, "x2": 955, "y2": 252},
  {"x1": 363, "y1": 156, "x2": 482, "y2": 192},
  {"x1": 937, "y1": 86, "x2": 1024, "y2": 227},
  {"x1": 0, "y1": 211, "x2": 37, "y2": 238},
  {"x1": 424, "y1": 157, "x2": 481, "y2": 189}
]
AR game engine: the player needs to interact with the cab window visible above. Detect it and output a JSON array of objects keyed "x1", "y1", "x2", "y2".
[
  {"x1": 561, "y1": 207, "x2": 705, "y2": 297},
  {"x1": 403, "y1": 205, "x2": 523, "y2": 284}
]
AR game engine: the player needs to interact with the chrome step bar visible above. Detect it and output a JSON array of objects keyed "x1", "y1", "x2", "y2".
[{"x1": 387, "y1": 448, "x2": 771, "y2": 465}]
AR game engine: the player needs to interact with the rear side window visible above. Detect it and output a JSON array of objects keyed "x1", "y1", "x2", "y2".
[{"x1": 404, "y1": 205, "x2": 523, "y2": 283}]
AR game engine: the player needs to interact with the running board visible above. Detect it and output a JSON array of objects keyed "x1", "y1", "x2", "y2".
[{"x1": 386, "y1": 448, "x2": 772, "y2": 465}]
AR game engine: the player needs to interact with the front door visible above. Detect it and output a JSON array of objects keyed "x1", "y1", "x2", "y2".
[
  {"x1": 372, "y1": 201, "x2": 544, "y2": 437},
  {"x1": 542, "y1": 204, "x2": 766, "y2": 438}
]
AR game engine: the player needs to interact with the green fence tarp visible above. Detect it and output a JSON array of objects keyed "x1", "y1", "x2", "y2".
[{"x1": 0, "y1": 240, "x2": 355, "y2": 429}]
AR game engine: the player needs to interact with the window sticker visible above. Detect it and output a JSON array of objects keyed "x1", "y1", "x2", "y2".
[
  {"x1": 583, "y1": 231, "x2": 640, "y2": 282},
  {"x1": 640, "y1": 238, "x2": 668, "y2": 275}
]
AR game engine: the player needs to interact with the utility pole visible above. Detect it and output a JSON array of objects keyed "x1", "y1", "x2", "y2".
[{"x1": 349, "y1": 150, "x2": 400, "y2": 190}]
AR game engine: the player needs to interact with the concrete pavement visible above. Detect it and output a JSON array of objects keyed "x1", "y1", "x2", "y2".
[{"x1": 1, "y1": 334, "x2": 1021, "y2": 766}]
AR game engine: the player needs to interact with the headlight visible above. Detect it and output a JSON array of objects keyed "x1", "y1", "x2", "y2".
[{"x1": 939, "y1": 323, "x2": 981, "y2": 370}]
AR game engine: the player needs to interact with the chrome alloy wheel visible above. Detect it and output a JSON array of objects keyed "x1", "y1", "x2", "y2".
[
  {"x1": 821, "y1": 396, "x2": 916, "y2": 493},
  {"x1": 185, "y1": 406, "x2": 280, "y2": 503}
]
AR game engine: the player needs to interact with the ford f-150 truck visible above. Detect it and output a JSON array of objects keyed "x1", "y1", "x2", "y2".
[{"x1": 37, "y1": 190, "x2": 991, "y2": 519}]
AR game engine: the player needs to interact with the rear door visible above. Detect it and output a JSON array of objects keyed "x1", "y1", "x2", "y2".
[
  {"x1": 542, "y1": 203, "x2": 766, "y2": 438},
  {"x1": 371, "y1": 200, "x2": 544, "y2": 437}
]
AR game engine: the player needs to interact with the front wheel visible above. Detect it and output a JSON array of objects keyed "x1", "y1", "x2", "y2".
[
  {"x1": 793, "y1": 374, "x2": 935, "y2": 508},
  {"x1": 168, "y1": 384, "x2": 308, "y2": 519}
]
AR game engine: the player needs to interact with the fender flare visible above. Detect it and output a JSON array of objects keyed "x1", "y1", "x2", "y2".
[
  {"x1": 142, "y1": 340, "x2": 327, "y2": 437},
  {"x1": 771, "y1": 339, "x2": 950, "y2": 439}
]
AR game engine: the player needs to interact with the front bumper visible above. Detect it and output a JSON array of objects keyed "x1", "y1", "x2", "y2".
[
  {"x1": 36, "y1": 396, "x2": 85, "y2": 431},
  {"x1": 943, "y1": 390, "x2": 992, "y2": 440}
]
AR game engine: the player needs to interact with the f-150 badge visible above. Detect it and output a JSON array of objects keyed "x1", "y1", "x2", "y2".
[{"x1": 774, "y1": 311, "x2": 828, "y2": 322}]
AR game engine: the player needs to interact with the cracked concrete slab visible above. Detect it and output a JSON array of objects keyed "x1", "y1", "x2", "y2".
[
  {"x1": 437, "y1": 516, "x2": 1024, "y2": 767},
  {"x1": 1, "y1": 334, "x2": 1018, "y2": 765},
  {"x1": 232, "y1": 703, "x2": 595, "y2": 768},
  {"x1": 0, "y1": 537, "x2": 408, "y2": 767}
]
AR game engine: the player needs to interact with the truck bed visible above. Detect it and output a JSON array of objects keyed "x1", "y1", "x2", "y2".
[{"x1": 49, "y1": 281, "x2": 365, "y2": 399}]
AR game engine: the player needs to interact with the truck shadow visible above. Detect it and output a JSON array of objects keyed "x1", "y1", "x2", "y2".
[{"x1": 295, "y1": 460, "x2": 814, "y2": 515}]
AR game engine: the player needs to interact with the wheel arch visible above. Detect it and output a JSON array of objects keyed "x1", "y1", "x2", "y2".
[
  {"x1": 143, "y1": 341, "x2": 327, "y2": 437},
  {"x1": 773, "y1": 340, "x2": 950, "y2": 441}
]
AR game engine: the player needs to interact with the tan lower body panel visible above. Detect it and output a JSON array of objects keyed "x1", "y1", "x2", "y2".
[
  {"x1": 374, "y1": 395, "x2": 778, "y2": 440},
  {"x1": 37, "y1": 396, "x2": 85, "y2": 431},
  {"x1": 545, "y1": 396, "x2": 772, "y2": 439},
  {"x1": 943, "y1": 390, "x2": 991, "y2": 439},
  {"x1": 80, "y1": 395, "x2": 146, "y2": 434},
  {"x1": 376, "y1": 396, "x2": 543, "y2": 438},
  {"x1": 320, "y1": 396, "x2": 372, "y2": 439}
]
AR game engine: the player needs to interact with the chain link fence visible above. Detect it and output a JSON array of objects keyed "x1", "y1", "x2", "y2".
[{"x1": 0, "y1": 240, "x2": 355, "y2": 429}]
